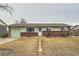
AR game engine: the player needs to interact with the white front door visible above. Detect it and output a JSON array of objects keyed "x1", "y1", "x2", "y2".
[{"x1": 38, "y1": 31, "x2": 42, "y2": 36}]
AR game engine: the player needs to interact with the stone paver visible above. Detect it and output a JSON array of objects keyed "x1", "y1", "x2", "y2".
[{"x1": 37, "y1": 37, "x2": 43, "y2": 56}]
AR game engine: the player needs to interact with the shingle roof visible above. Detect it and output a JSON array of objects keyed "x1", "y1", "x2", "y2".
[{"x1": 9, "y1": 23, "x2": 71, "y2": 27}]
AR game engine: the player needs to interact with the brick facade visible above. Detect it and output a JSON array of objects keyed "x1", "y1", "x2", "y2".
[
  {"x1": 42, "y1": 31, "x2": 70, "y2": 37},
  {"x1": 21, "y1": 32, "x2": 38, "y2": 37},
  {"x1": 21, "y1": 31, "x2": 70, "y2": 37}
]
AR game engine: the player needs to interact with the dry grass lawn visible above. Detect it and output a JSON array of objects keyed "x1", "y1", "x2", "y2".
[
  {"x1": 0, "y1": 37, "x2": 79, "y2": 56},
  {"x1": 43, "y1": 37, "x2": 79, "y2": 56},
  {"x1": 0, "y1": 37, "x2": 38, "y2": 56}
]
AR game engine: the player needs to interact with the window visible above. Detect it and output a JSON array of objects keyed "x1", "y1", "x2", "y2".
[
  {"x1": 47, "y1": 28, "x2": 49, "y2": 31},
  {"x1": 48, "y1": 29, "x2": 51, "y2": 31},
  {"x1": 27, "y1": 28, "x2": 34, "y2": 32},
  {"x1": 61, "y1": 27, "x2": 64, "y2": 31},
  {"x1": 47, "y1": 28, "x2": 51, "y2": 31}
]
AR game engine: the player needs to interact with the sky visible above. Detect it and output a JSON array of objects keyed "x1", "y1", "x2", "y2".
[{"x1": 0, "y1": 3, "x2": 79, "y2": 25}]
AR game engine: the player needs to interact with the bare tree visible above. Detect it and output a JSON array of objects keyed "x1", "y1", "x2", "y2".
[
  {"x1": 15, "y1": 20, "x2": 19, "y2": 24},
  {"x1": 15, "y1": 18, "x2": 27, "y2": 24},
  {"x1": 19, "y1": 18, "x2": 27, "y2": 24},
  {"x1": 0, "y1": 4, "x2": 14, "y2": 16}
]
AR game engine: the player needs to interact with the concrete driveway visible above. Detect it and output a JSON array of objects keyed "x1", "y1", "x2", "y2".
[{"x1": 0, "y1": 38, "x2": 19, "y2": 45}]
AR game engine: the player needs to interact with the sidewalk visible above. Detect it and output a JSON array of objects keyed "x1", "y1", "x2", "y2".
[{"x1": 0, "y1": 38, "x2": 19, "y2": 45}]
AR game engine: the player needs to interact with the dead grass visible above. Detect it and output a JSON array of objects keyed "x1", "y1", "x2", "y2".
[
  {"x1": 0, "y1": 37, "x2": 38, "y2": 56},
  {"x1": 0, "y1": 37, "x2": 79, "y2": 56},
  {"x1": 43, "y1": 37, "x2": 79, "y2": 56}
]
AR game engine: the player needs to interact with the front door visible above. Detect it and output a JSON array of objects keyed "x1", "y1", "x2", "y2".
[{"x1": 38, "y1": 31, "x2": 42, "y2": 36}]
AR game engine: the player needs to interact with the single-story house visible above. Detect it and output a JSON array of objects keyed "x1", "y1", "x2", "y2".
[
  {"x1": 0, "y1": 19, "x2": 7, "y2": 37},
  {"x1": 70, "y1": 25, "x2": 79, "y2": 36},
  {"x1": 9, "y1": 23, "x2": 71, "y2": 37}
]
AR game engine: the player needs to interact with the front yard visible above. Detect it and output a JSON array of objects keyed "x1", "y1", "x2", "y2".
[
  {"x1": 0, "y1": 37, "x2": 79, "y2": 56},
  {"x1": 43, "y1": 37, "x2": 79, "y2": 56},
  {"x1": 0, "y1": 37, "x2": 38, "y2": 56}
]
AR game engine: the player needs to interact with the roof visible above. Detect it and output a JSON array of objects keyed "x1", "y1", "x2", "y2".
[
  {"x1": 71, "y1": 25, "x2": 79, "y2": 30},
  {"x1": 0, "y1": 19, "x2": 7, "y2": 26},
  {"x1": 9, "y1": 23, "x2": 71, "y2": 27}
]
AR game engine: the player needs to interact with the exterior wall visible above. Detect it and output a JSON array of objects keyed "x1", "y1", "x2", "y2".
[
  {"x1": 11, "y1": 27, "x2": 20, "y2": 37},
  {"x1": 10, "y1": 26, "x2": 70, "y2": 37},
  {"x1": 52, "y1": 27, "x2": 69, "y2": 31},
  {"x1": 41, "y1": 28, "x2": 47, "y2": 31},
  {"x1": 64, "y1": 27, "x2": 69, "y2": 31},
  {"x1": 0, "y1": 20, "x2": 7, "y2": 37},
  {"x1": 34, "y1": 27, "x2": 69, "y2": 32},
  {"x1": 0, "y1": 25, "x2": 7, "y2": 37},
  {"x1": 42, "y1": 31, "x2": 69, "y2": 37},
  {"x1": 51, "y1": 28, "x2": 61, "y2": 31},
  {"x1": 21, "y1": 32, "x2": 38, "y2": 37},
  {"x1": 34, "y1": 28, "x2": 39, "y2": 32},
  {"x1": 20, "y1": 27, "x2": 26, "y2": 32},
  {"x1": 0, "y1": 25, "x2": 7, "y2": 33}
]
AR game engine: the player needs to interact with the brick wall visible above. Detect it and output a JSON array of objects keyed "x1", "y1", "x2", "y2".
[
  {"x1": 21, "y1": 32, "x2": 38, "y2": 37},
  {"x1": 42, "y1": 31, "x2": 69, "y2": 37}
]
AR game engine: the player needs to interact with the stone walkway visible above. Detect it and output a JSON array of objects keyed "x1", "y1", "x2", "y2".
[
  {"x1": 0, "y1": 38, "x2": 18, "y2": 45},
  {"x1": 37, "y1": 37, "x2": 43, "y2": 56}
]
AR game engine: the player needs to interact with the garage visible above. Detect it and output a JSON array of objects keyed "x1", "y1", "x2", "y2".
[{"x1": 11, "y1": 28, "x2": 21, "y2": 37}]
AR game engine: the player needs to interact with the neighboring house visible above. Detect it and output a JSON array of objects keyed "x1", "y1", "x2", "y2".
[
  {"x1": 0, "y1": 19, "x2": 7, "y2": 37},
  {"x1": 9, "y1": 23, "x2": 71, "y2": 37},
  {"x1": 70, "y1": 25, "x2": 79, "y2": 36}
]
